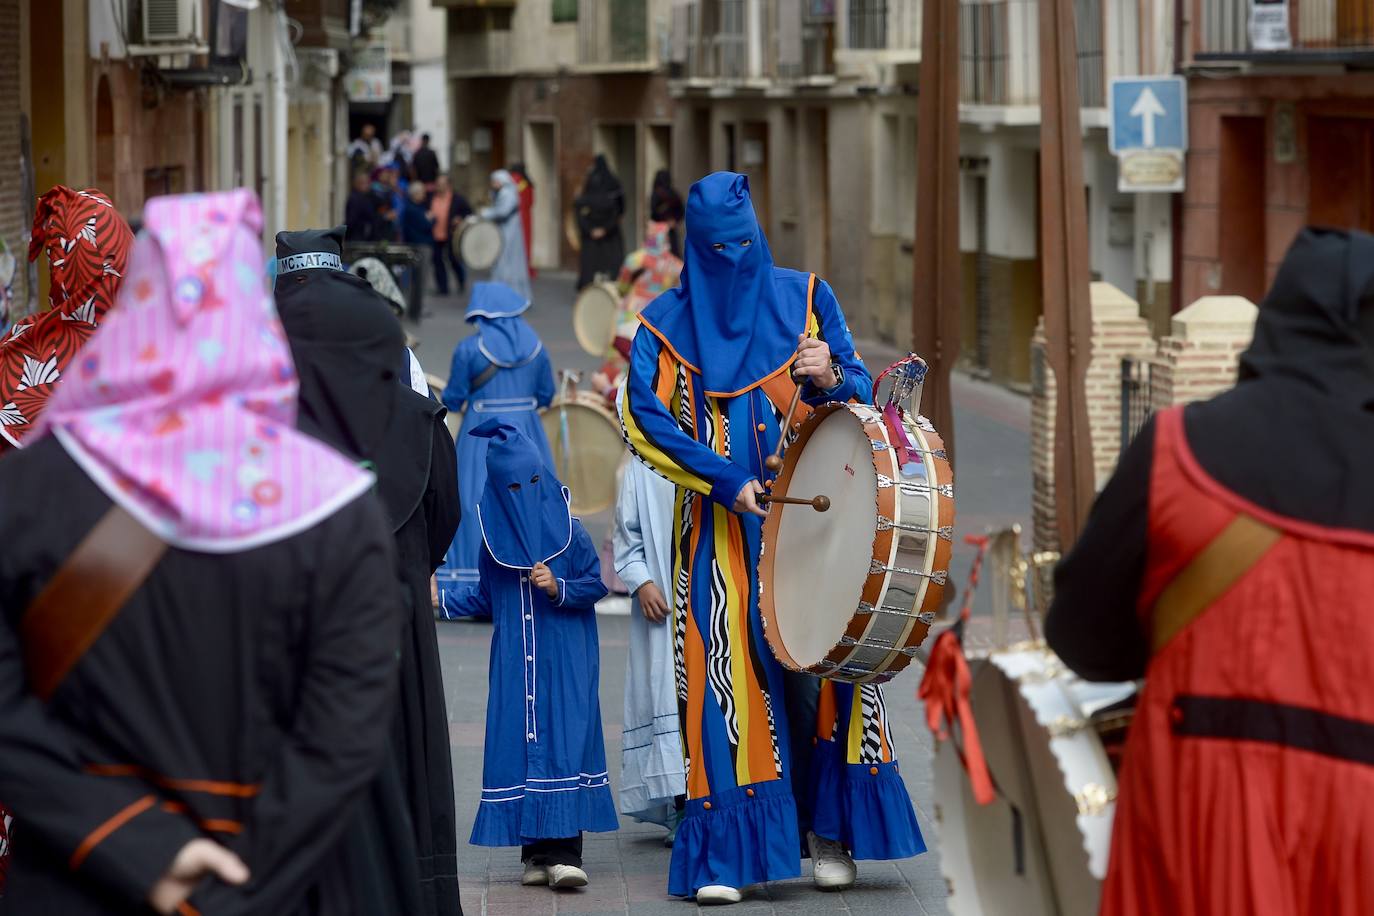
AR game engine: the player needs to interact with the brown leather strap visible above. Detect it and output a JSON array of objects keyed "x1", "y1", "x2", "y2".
[
  {"x1": 1151, "y1": 512, "x2": 1280, "y2": 653},
  {"x1": 21, "y1": 506, "x2": 167, "y2": 701}
]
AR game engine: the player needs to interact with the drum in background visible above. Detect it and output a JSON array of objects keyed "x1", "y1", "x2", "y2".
[
  {"x1": 541, "y1": 392, "x2": 625, "y2": 515},
  {"x1": 455, "y1": 219, "x2": 503, "y2": 271},
  {"x1": 935, "y1": 642, "x2": 1135, "y2": 916},
  {"x1": 572, "y1": 281, "x2": 621, "y2": 357},
  {"x1": 760, "y1": 401, "x2": 954, "y2": 683}
]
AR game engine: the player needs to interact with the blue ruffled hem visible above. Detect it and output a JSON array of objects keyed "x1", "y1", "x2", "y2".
[
  {"x1": 668, "y1": 779, "x2": 801, "y2": 897},
  {"x1": 809, "y1": 739, "x2": 926, "y2": 861},
  {"x1": 469, "y1": 784, "x2": 619, "y2": 847}
]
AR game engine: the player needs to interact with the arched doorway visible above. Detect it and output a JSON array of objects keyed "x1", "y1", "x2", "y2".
[{"x1": 95, "y1": 76, "x2": 115, "y2": 193}]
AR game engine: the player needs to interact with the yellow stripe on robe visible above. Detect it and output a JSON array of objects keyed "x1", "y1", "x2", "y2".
[{"x1": 621, "y1": 373, "x2": 715, "y2": 498}]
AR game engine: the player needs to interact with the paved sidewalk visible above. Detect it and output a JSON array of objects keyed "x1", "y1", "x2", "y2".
[{"x1": 416, "y1": 272, "x2": 1033, "y2": 914}]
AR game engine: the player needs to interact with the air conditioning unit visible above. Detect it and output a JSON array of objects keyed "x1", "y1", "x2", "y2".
[{"x1": 142, "y1": 0, "x2": 204, "y2": 46}]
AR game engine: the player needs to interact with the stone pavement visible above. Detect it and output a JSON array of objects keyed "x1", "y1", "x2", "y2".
[{"x1": 412, "y1": 272, "x2": 1032, "y2": 914}]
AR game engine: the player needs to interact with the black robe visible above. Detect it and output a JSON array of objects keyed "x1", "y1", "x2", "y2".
[
  {"x1": 0, "y1": 437, "x2": 403, "y2": 914},
  {"x1": 275, "y1": 234, "x2": 463, "y2": 916},
  {"x1": 575, "y1": 156, "x2": 626, "y2": 289}
]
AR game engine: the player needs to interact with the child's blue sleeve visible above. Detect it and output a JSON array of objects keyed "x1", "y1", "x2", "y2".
[
  {"x1": 554, "y1": 524, "x2": 610, "y2": 610},
  {"x1": 447, "y1": 552, "x2": 493, "y2": 617}
]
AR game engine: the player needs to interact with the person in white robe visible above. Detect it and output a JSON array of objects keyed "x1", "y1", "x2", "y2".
[
  {"x1": 478, "y1": 170, "x2": 533, "y2": 302},
  {"x1": 613, "y1": 438, "x2": 687, "y2": 842}
]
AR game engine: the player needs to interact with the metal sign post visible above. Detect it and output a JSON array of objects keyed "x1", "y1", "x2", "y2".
[
  {"x1": 1039, "y1": 0, "x2": 1096, "y2": 550},
  {"x1": 912, "y1": 0, "x2": 961, "y2": 468}
]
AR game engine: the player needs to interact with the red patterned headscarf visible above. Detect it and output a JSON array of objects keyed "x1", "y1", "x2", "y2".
[{"x1": 0, "y1": 186, "x2": 133, "y2": 450}]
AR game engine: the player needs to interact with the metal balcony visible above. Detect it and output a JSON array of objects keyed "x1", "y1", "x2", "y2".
[
  {"x1": 959, "y1": 0, "x2": 1105, "y2": 108},
  {"x1": 1192, "y1": 0, "x2": 1374, "y2": 62}
]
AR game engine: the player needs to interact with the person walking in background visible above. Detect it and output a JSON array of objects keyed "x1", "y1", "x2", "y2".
[
  {"x1": 0, "y1": 190, "x2": 402, "y2": 914},
  {"x1": 429, "y1": 175, "x2": 469, "y2": 296},
  {"x1": 574, "y1": 155, "x2": 625, "y2": 289},
  {"x1": 648, "y1": 170, "x2": 685, "y2": 258},
  {"x1": 348, "y1": 122, "x2": 385, "y2": 174},
  {"x1": 436, "y1": 282, "x2": 554, "y2": 618},
  {"x1": 0, "y1": 185, "x2": 133, "y2": 453},
  {"x1": 613, "y1": 448, "x2": 687, "y2": 845},
  {"x1": 448, "y1": 420, "x2": 617, "y2": 891},
  {"x1": 345, "y1": 171, "x2": 386, "y2": 242},
  {"x1": 413, "y1": 134, "x2": 441, "y2": 190},
  {"x1": 508, "y1": 162, "x2": 536, "y2": 280},
  {"x1": 1047, "y1": 228, "x2": 1374, "y2": 916},
  {"x1": 479, "y1": 170, "x2": 532, "y2": 302},
  {"x1": 400, "y1": 183, "x2": 437, "y2": 295},
  {"x1": 276, "y1": 226, "x2": 463, "y2": 915}
]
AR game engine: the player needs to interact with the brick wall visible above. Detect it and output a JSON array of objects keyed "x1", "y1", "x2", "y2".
[
  {"x1": 0, "y1": 0, "x2": 29, "y2": 322},
  {"x1": 1030, "y1": 283, "x2": 1155, "y2": 552},
  {"x1": 1151, "y1": 296, "x2": 1257, "y2": 411}
]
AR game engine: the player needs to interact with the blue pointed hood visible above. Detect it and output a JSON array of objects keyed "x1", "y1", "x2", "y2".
[
  {"x1": 471, "y1": 419, "x2": 572, "y2": 570},
  {"x1": 637, "y1": 172, "x2": 807, "y2": 396},
  {"x1": 465, "y1": 281, "x2": 541, "y2": 367}
]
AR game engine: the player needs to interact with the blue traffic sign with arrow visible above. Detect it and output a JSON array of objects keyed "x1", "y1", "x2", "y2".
[{"x1": 1109, "y1": 76, "x2": 1187, "y2": 154}]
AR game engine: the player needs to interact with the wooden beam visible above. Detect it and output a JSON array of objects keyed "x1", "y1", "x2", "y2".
[
  {"x1": 1038, "y1": 0, "x2": 1096, "y2": 549},
  {"x1": 912, "y1": 0, "x2": 961, "y2": 468}
]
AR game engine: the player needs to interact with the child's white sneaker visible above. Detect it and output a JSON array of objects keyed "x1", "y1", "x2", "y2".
[
  {"x1": 521, "y1": 863, "x2": 549, "y2": 886},
  {"x1": 548, "y1": 864, "x2": 588, "y2": 889},
  {"x1": 808, "y1": 830, "x2": 857, "y2": 890},
  {"x1": 696, "y1": 884, "x2": 744, "y2": 904}
]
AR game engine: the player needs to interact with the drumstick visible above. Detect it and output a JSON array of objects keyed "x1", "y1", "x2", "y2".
[
  {"x1": 764, "y1": 384, "x2": 803, "y2": 473},
  {"x1": 759, "y1": 493, "x2": 830, "y2": 512}
]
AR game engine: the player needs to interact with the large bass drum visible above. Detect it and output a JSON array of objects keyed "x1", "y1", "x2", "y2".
[
  {"x1": 541, "y1": 392, "x2": 625, "y2": 515},
  {"x1": 455, "y1": 219, "x2": 503, "y2": 271},
  {"x1": 935, "y1": 640, "x2": 1135, "y2": 916},
  {"x1": 573, "y1": 281, "x2": 621, "y2": 357},
  {"x1": 760, "y1": 396, "x2": 954, "y2": 683}
]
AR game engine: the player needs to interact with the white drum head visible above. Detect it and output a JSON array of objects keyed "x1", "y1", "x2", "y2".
[
  {"x1": 542, "y1": 395, "x2": 625, "y2": 515},
  {"x1": 771, "y1": 408, "x2": 876, "y2": 669},
  {"x1": 573, "y1": 282, "x2": 620, "y2": 357},
  {"x1": 457, "y1": 221, "x2": 503, "y2": 271}
]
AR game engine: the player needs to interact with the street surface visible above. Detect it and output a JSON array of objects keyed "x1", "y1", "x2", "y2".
[{"x1": 410, "y1": 271, "x2": 1032, "y2": 914}]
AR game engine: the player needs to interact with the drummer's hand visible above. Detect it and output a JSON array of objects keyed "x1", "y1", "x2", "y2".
[
  {"x1": 590, "y1": 371, "x2": 612, "y2": 397},
  {"x1": 637, "y1": 581, "x2": 671, "y2": 624},
  {"x1": 531, "y1": 563, "x2": 559, "y2": 600},
  {"x1": 591, "y1": 227, "x2": 607, "y2": 240},
  {"x1": 430, "y1": 574, "x2": 440, "y2": 609},
  {"x1": 792, "y1": 335, "x2": 836, "y2": 388},
  {"x1": 733, "y1": 480, "x2": 768, "y2": 518}
]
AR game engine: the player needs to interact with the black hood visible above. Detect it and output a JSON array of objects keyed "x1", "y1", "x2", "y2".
[
  {"x1": 1238, "y1": 227, "x2": 1374, "y2": 409},
  {"x1": 1187, "y1": 227, "x2": 1374, "y2": 533}
]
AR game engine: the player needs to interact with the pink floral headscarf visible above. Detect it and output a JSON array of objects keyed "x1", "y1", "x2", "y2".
[{"x1": 37, "y1": 190, "x2": 374, "y2": 551}]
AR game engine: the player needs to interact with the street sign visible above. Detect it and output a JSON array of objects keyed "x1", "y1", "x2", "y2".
[
  {"x1": 345, "y1": 43, "x2": 391, "y2": 103},
  {"x1": 1110, "y1": 76, "x2": 1187, "y2": 193},
  {"x1": 1109, "y1": 76, "x2": 1186, "y2": 154}
]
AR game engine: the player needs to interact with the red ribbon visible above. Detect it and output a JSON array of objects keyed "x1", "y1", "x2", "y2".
[
  {"x1": 882, "y1": 402, "x2": 919, "y2": 468},
  {"x1": 919, "y1": 630, "x2": 996, "y2": 805}
]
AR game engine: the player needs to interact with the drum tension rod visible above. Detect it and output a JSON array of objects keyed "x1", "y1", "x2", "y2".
[
  {"x1": 869, "y1": 560, "x2": 949, "y2": 585},
  {"x1": 876, "y1": 517, "x2": 954, "y2": 540},
  {"x1": 857, "y1": 602, "x2": 938, "y2": 625},
  {"x1": 840, "y1": 634, "x2": 920, "y2": 656}
]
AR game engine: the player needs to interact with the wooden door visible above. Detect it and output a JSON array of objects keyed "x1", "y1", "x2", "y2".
[
  {"x1": 1308, "y1": 116, "x2": 1374, "y2": 233},
  {"x1": 1219, "y1": 116, "x2": 1268, "y2": 303}
]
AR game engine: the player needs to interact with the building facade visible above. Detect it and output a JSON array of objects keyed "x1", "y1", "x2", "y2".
[
  {"x1": 670, "y1": 0, "x2": 1176, "y2": 387},
  {"x1": 1179, "y1": 0, "x2": 1374, "y2": 305},
  {"x1": 442, "y1": 0, "x2": 677, "y2": 270}
]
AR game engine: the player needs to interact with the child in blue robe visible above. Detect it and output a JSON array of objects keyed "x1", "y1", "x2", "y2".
[{"x1": 451, "y1": 420, "x2": 618, "y2": 889}]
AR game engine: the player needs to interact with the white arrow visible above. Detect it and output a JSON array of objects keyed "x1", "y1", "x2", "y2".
[{"x1": 1129, "y1": 87, "x2": 1166, "y2": 149}]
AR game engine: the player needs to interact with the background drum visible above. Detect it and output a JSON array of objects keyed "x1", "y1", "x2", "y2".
[
  {"x1": 455, "y1": 219, "x2": 503, "y2": 271},
  {"x1": 572, "y1": 281, "x2": 620, "y2": 357},
  {"x1": 760, "y1": 397, "x2": 954, "y2": 683},
  {"x1": 541, "y1": 391, "x2": 625, "y2": 515}
]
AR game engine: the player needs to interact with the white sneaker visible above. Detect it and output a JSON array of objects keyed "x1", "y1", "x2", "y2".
[
  {"x1": 521, "y1": 862, "x2": 548, "y2": 886},
  {"x1": 548, "y1": 864, "x2": 589, "y2": 889},
  {"x1": 808, "y1": 830, "x2": 857, "y2": 890},
  {"x1": 695, "y1": 884, "x2": 744, "y2": 905}
]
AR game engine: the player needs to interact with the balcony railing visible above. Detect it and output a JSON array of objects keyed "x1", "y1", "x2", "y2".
[
  {"x1": 680, "y1": 0, "x2": 749, "y2": 80},
  {"x1": 579, "y1": 0, "x2": 651, "y2": 67},
  {"x1": 960, "y1": 0, "x2": 1104, "y2": 108},
  {"x1": 775, "y1": 0, "x2": 836, "y2": 79},
  {"x1": 1194, "y1": 0, "x2": 1374, "y2": 58},
  {"x1": 448, "y1": 27, "x2": 514, "y2": 75},
  {"x1": 841, "y1": 0, "x2": 921, "y2": 51}
]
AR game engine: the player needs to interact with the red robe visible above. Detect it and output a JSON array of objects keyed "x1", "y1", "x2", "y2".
[
  {"x1": 1102, "y1": 405, "x2": 1374, "y2": 916},
  {"x1": 514, "y1": 174, "x2": 535, "y2": 278}
]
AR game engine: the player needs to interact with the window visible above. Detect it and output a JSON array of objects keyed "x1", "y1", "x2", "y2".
[{"x1": 553, "y1": 0, "x2": 578, "y2": 23}]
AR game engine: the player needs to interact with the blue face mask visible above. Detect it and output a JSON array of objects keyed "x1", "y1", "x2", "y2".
[
  {"x1": 471, "y1": 419, "x2": 572, "y2": 569},
  {"x1": 637, "y1": 172, "x2": 806, "y2": 397}
]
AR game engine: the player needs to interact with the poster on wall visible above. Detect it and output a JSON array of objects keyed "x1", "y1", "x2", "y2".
[
  {"x1": 346, "y1": 43, "x2": 392, "y2": 103},
  {"x1": 1249, "y1": 0, "x2": 1292, "y2": 51}
]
